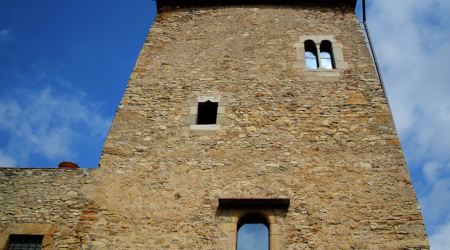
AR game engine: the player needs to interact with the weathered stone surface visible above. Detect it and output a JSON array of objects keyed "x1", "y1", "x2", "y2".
[
  {"x1": 0, "y1": 1, "x2": 428, "y2": 249},
  {"x1": 0, "y1": 169, "x2": 94, "y2": 249}
]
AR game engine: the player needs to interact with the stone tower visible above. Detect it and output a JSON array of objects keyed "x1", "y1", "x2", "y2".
[
  {"x1": 87, "y1": 0, "x2": 430, "y2": 248},
  {"x1": 0, "y1": 0, "x2": 430, "y2": 249}
]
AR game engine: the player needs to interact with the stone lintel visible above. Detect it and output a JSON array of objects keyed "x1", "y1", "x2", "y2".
[{"x1": 218, "y1": 198, "x2": 290, "y2": 208}]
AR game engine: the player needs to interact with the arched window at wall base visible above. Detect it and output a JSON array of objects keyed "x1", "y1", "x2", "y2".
[{"x1": 218, "y1": 198, "x2": 290, "y2": 250}]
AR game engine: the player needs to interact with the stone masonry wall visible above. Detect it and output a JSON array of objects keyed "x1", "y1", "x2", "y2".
[
  {"x1": 0, "y1": 168, "x2": 95, "y2": 249},
  {"x1": 91, "y1": 2, "x2": 429, "y2": 249},
  {"x1": 0, "y1": 1, "x2": 429, "y2": 250}
]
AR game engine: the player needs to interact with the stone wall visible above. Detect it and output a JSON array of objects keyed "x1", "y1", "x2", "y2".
[
  {"x1": 0, "y1": 1, "x2": 429, "y2": 249},
  {"x1": 94, "y1": 2, "x2": 429, "y2": 249},
  {"x1": 0, "y1": 168, "x2": 95, "y2": 249}
]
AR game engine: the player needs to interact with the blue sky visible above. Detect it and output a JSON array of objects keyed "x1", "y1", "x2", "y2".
[
  {"x1": 1, "y1": 0, "x2": 449, "y2": 249},
  {"x1": 237, "y1": 223, "x2": 269, "y2": 250},
  {"x1": 0, "y1": 0, "x2": 156, "y2": 168}
]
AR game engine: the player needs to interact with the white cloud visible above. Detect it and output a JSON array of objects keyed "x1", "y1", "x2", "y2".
[
  {"x1": 0, "y1": 27, "x2": 12, "y2": 43},
  {"x1": 429, "y1": 222, "x2": 450, "y2": 250},
  {"x1": 420, "y1": 160, "x2": 450, "y2": 233},
  {"x1": 0, "y1": 87, "x2": 110, "y2": 166},
  {"x1": 419, "y1": 177, "x2": 450, "y2": 236},
  {"x1": 367, "y1": 0, "x2": 450, "y2": 246},
  {"x1": 423, "y1": 161, "x2": 446, "y2": 183},
  {"x1": 368, "y1": 0, "x2": 450, "y2": 163},
  {"x1": 0, "y1": 150, "x2": 17, "y2": 167}
]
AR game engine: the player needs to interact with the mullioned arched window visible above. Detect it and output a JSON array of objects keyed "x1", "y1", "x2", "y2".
[
  {"x1": 303, "y1": 39, "x2": 336, "y2": 69},
  {"x1": 320, "y1": 40, "x2": 335, "y2": 69},
  {"x1": 304, "y1": 40, "x2": 319, "y2": 69},
  {"x1": 296, "y1": 36, "x2": 347, "y2": 77}
]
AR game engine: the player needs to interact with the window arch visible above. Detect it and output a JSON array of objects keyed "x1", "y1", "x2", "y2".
[
  {"x1": 304, "y1": 40, "x2": 319, "y2": 69},
  {"x1": 218, "y1": 198, "x2": 289, "y2": 250},
  {"x1": 320, "y1": 40, "x2": 335, "y2": 69},
  {"x1": 236, "y1": 213, "x2": 270, "y2": 250},
  {"x1": 296, "y1": 36, "x2": 346, "y2": 73}
]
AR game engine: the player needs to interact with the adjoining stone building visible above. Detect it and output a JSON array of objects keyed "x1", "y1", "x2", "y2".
[{"x1": 0, "y1": 0, "x2": 430, "y2": 249}]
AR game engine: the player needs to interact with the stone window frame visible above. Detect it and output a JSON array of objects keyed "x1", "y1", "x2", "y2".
[
  {"x1": 0, "y1": 223, "x2": 56, "y2": 250},
  {"x1": 221, "y1": 208, "x2": 281, "y2": 250},
  {"x1": 294, "y1": 35, "x2": 348, "y2": 81},
  {"x1": 186, "y1": 96, "x2": 226, "y2": 130}
]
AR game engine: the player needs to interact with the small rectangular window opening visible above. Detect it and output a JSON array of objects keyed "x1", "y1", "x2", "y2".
[
  {"x1": 7, "y1": 235, "x2": 44, "y2": 250},
  {"x1": 197, "y1": 101, "x2": 218, "y2": 125}
]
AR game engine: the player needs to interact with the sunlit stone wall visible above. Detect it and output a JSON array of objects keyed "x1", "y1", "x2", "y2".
[
  {"x1": 0, "y1": 1, "x2": 429, "y2": 249},
  {"x1": 95, "y1": 1, "x2": 429, "y2": 249}
]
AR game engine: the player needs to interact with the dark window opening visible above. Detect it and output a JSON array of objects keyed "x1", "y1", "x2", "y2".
[
  {"x1": 320, "y1": 40, "x2": 335, "y2": 69},
  {"x1": 7, "y1": 235, "x2": 44, "y2": 250},
  {"x1": 197, "y1": 101, "x2": 218, "y2": 125},
  {"x1": 237, "y1": 213, "x2": 269, "y2": 250},
  {"x1": 304, "y1": 40, "x2": 318, "y2": 69}
]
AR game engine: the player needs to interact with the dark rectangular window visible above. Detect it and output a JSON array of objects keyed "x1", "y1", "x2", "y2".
[
  {"x1": 7, "y1": 235, "x2": 44, "y2": 250},
  {"x1": 197, "y1": 101, "x2": 218, "y2": 125}
]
